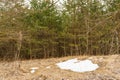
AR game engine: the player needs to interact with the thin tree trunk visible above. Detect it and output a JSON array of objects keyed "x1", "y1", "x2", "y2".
[
  {"x1": 43, "y1": 46, "x2": 46, "y2": 58},
  {"x1": 115, "y1": 30, "x2": 119, "y2": 54},
  {"x1": 109, "y1": 35, "x2": 114, "y2": 54},
  {"x1": 15, "y1": 31, "x2": 22, "y2": 60},
  {"x1": 85, "y1": 17, "x2": 89, "y2": 55}
]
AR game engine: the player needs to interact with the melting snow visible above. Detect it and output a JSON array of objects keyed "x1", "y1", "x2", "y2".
[
  {"x1": 30, "y1": 69, "x2": 35, "y2": 73},
  {"x1": 56, "y1": 58, "x2": 99, "y2": 72},
  {"x1": 46, "y1": 66, "x2": 51, "y2": 69},
  {"x1": 30, "y1": 67, "x2": 39, "y2": 73}
]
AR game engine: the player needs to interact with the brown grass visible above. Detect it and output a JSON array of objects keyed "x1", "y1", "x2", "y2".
[{"x1": 0, "y1": 55, "x2": 120, "y2": 80}]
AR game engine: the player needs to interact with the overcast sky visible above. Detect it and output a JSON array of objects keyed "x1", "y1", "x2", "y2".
[
  {"x1": 24, "y1": 0, "x2": 105, "y2": 10},
  {"x1": 24, "y1": 0, "x2": 64, "y2": 9},
  {"x1": 24, "y1": 0, "x2": 64, "y2": 5}
]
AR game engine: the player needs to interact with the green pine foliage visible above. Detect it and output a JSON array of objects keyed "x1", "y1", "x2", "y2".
[{"x1": 0, "y1": 0, "x2": 120, "y2": 60}]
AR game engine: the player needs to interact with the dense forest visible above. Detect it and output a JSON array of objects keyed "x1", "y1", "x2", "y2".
[{"x1": 0, "y1": 0, "x2": 120, "y2": 60}]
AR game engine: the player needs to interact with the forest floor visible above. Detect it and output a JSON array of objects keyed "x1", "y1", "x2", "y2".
[{"x1": 0, "y1": 54, "x2": 120, "y2": 80}]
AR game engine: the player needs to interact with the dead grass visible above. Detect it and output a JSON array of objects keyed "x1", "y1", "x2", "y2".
[{"x1": 0, "y1": 55, "x2": 120, "y2": 80}]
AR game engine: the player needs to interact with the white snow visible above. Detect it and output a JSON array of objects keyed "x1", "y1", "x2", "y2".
[
  {"x1": 56, "y1": 58, "x2": 99, "y2": 72},
  {"x1": 30, "y1": 67, "x2": 39, "y2": 73},
  {"x1": 30, "y1": 67, "x2": 39, "y2": 70},
  {"x1": 46, "y1": 66, "x2": 51, "y2": 69},
  {"x1": 30, "y1": 69, "x2": 35, "y2": 73}
]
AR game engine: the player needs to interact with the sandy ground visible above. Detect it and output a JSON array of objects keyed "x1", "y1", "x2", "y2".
[{"x1": 0, "y1": 55, "x2": 120, "y2": 80}]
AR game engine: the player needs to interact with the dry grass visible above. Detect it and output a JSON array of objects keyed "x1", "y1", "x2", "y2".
[{"x1": 0, "y1": 55, "x2": 120, "y2": 80}]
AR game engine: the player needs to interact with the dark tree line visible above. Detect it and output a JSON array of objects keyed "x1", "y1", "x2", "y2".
[{"x1": 0, "y1": 0, "x2": 120, "y2": 60}]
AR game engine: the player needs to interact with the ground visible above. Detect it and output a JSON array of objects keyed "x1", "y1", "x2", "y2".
[{"x1": 0, "y1": 55, "x2": 120, "y2": 80}]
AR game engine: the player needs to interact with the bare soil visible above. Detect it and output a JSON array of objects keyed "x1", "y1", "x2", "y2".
[{"x1": 0, "y1": 55, "x2": 120, "y2": 80}]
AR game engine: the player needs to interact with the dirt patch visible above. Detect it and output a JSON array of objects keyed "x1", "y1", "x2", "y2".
[{"x1": 0, "y1": 55, "x2": 120, "y2": 80}]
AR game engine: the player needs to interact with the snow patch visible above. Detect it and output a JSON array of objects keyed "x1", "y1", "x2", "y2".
[
  {"x1": 30, "y1": 67, "x2": 39, "y2": 73},
  {"x1": 30, "y1": 69, "x2": 35, "y2": 73},
  {"x1": 46, "y1": 66, "x2": 51, "y2": 69},
  {"x1": 56, "y1": 58, "x2": 99, "y2": 72}
]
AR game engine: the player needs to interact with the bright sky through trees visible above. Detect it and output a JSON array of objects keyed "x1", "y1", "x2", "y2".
[{"x1": 24, "y1": 0, "x2": 64, "y2": 9}]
